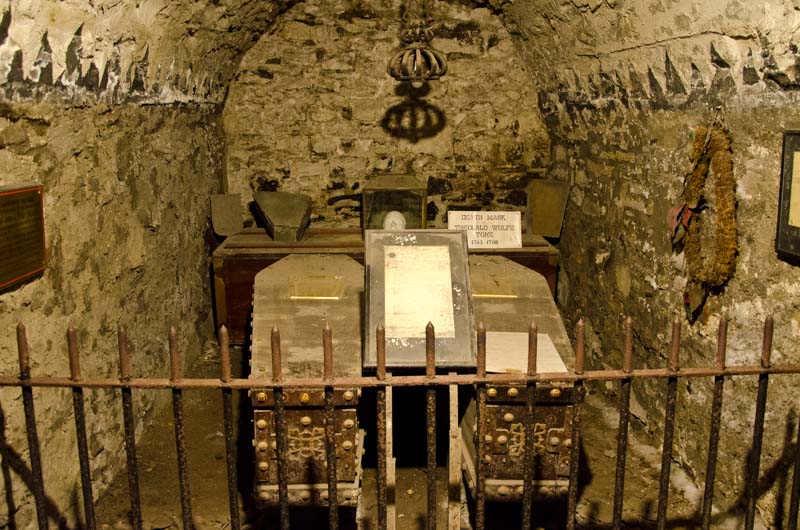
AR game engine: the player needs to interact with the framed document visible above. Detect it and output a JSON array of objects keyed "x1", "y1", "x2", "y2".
[
  {"x1": 777, "y1": 131, "x2": 800, "y2": 261},
  {"x1": 364, "y1": 230, "x2": 476, "y2": 370}
]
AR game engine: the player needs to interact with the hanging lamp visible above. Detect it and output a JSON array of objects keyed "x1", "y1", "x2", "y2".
[{"x1": 387, "y1": 2, "x2": 448, "y2": 87}]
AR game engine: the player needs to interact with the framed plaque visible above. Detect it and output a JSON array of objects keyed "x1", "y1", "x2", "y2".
[
  {"x1": 0, "y1": 185, "x2": 45, "y2": 291},
  {"x1": 777, "y1": 131, "x2": 800, "y2": 261},
  {"x1": 364, "y1": 230, "x2": 475, "y2": 370}
]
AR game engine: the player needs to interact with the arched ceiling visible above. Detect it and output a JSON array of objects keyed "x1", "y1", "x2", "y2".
[
  {"x1": 0, "y1": 0, "x2": 299, "y2": 103},
  {"x1": 502, "y1": 0, "x2": 800, "y2": 111},
  {"x1": 0, "y1": 0, "x2": 504, "y2": 105},
  {"x1": 0, "y1": 0, "x2": 798, "y2": 106}
]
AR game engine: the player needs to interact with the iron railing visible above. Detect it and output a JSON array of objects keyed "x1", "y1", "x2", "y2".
[{"x1": 2, "y1": 316, "x2": 800, "y2": 529}]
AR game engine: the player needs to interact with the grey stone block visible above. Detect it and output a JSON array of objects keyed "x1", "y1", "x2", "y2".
[
  {"x1": 210, "y1": 194, "x2": 243, "y2": 236},
  {"x1": 253, "y1": 191, "x2": 312, "y2": 241}
]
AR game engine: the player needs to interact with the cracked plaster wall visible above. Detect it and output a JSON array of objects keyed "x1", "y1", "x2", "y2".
[
  {"x1": 497, "y1": 0, "x2": 800, "y2": 525},
  {"x1": 223, "y1": 0, "x2": 550, "y2": 226}
]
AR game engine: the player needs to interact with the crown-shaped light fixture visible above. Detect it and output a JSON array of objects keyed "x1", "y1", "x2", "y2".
[{"x1": 387, "y1": 1, "x2": 448, "y2": 88}]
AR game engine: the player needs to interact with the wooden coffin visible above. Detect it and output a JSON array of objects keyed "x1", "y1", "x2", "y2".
[
  {"x1": 461, "y1": 256, "x2": 576, "y2": 502},
  {"x1": 249, "y1": 254, "x2": 364, "y2": 506},
  {"x1": 212, "y1": 228, "x2": 559, "y2": 344}
]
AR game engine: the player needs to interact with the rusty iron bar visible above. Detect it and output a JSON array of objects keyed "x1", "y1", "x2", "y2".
[
  {"x1": 521, "y1": 321, "x2": 538, "y2": 530},
  {"x1": 656, "y1": 318, "x2": 681, "y2": 530},
  {"x1": 17, "y1": 323, "x2": 48, "y2": 530},
  {"x1": 323, "y1": 322, "x2": 339, "y2": 530},
  {"x1": 271, "y1": 326, "x2": 290, "y2": 530},
  {"x1": 117, "y1": 327, "x2": 143, "y2": 530},
  {"x1": 425, "y1": 322, "x2": 436, "y2": 379},
  {"x1": 376, "y1": 324, "x2": 388, "y2": 530},
  {"x1": 67, "y1": 329, "x2": 97, "y2": 530},
  {"x1": 745, "y1": 317, "x2": 774, "y2": 530},
  {"x1": 10, "y1": 317, "x2": 799, "y2": 530},
  {"x1": 475, "y1": 322, "x2": 487, "y2": 530},
  {"x1": 7, "y1": 363, "x2": 800, "y2": 390},
  {"x1": 271, "y1": 326, "x2": 282, "y2": 384},
  {"x1": 169, "y1": 328, "x2": 194, "y2": 530},
  {"x1": 4, "y1": 316, "x2": 794, "y2": 527},
  {"x1": 788, "y1": 409, "x2": 800, "y2": 530},
  {"x1": 425, "y1": 322, "x2": 437, "y2": 530},
  {"x1": 701, "y1": 317, "x2": 728, "y2": 529},
  {"x1": 566, "y1": 319, "x2": 585, "y2": 530},
  {"x1": 612, "y1": 317, "x2": 634, "y2": 530},
  {"x1": 218, "y1": 326, "x2": 241, "y2": 530}
]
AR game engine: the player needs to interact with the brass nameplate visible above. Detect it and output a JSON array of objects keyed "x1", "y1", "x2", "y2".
[
  {"x1": 288, "y1": 274, "x2": 344, "y2": 300},
  {"x1": 0, "y1": 186, "x2": 45, "y2": 290},
  {"x1": 471, "y1": 275, "x2": 518, "y2": 299}
]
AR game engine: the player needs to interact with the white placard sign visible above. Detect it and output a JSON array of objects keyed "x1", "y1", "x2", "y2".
[{"x1": 447, "y1": 211, "x2": 522, "y2": 249}]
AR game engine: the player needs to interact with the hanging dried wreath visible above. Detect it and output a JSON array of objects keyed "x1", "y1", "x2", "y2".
[
  {"x1": 669, "y1": 114, "x2": 737, "y2": 321},
  {"x1": 683, "y1": 122, "x2": 737, "y2": 288}
]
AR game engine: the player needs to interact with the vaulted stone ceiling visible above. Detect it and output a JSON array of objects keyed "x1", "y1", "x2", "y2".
[
  {"x1": 506, "y1": 0, "x2": 800, "y2": 103},
  {"x1": 0, "y1": 0, "x2": 299, "y2": 103},
  {"x1": 2, "y1": 0, "x2": 799, "y2": 106}
]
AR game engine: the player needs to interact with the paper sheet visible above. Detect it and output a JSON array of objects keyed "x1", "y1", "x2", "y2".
[
  {"x1": 384, "y1": 245, "x2": 456, "y2": 338},
  {"x1": 485, "y1": 331, "x2": 567, "y2": 373}
]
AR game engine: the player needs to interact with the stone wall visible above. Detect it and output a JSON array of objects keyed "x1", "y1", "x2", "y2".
[
  {"x1": 498, "y1": 0, "x2": 800, "y2": 525},
  {"x1": 223, "y1": 0, "x2": 550, "y2": 227},
  {"x1": 0, "y1": 102, "x2": 223, "y2": 527}
]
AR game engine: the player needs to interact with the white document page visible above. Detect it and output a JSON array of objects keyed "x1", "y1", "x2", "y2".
[
  {"x1": 485, "y1": 331, "x2": 567, "y2": 373},
  {"x1": 384, "y1": 245, "x2": 456, "y2": 338}
]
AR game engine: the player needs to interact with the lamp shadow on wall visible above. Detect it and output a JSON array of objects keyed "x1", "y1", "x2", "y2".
[{"x1": 380, "y1": 82, "x2": 446, "y2": 144}]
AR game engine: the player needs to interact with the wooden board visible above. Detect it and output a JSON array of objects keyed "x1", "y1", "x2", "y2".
[
  {"x1": 448, "y1": 380, "x2": 461, "y2": 530},
  {"x1": 0, "y1": 185, "x2": 45, "y2": 290},
  {"x1": 527, "y1": 179, "x2": 569, "y2": 238}
]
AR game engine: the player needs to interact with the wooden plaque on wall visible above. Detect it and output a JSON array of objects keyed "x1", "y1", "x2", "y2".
[{"x1": 0, "y1": 185, "x2": 45, "y2": 291}]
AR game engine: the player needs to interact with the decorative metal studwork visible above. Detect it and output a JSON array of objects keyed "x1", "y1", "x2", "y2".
[{"x1": 387, "y1": 10, "x2": 448, "y2": 87}]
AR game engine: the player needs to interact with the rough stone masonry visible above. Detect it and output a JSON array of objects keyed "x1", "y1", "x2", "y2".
[
  {"x1": 504, "y1": 0, "x2": 800, "y2": 525},
  {"x1": 0, "y1": 101, "x2": 223, "y2": 528},
  {"x1": 1, "y1": 0, "x2": 800, "y2": 528}
]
